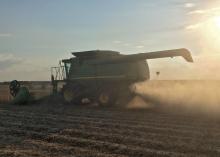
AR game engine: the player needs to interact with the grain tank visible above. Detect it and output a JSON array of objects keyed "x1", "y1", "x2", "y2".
[{"x1": 51, "y1": 48, "x2": 193, "y2": 105}]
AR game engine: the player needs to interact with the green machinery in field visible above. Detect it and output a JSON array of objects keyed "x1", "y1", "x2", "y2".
[
  {"x1": 9, "y1": 80, "x2": 31, "y2": 105},
  {"x1": 51, "y1": 48, "x2": 193, "y2": 105}
]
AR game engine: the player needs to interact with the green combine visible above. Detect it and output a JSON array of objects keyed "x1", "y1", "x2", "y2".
[{"x1": 51, "y1": 48, "x2": 193, "y2": 105}]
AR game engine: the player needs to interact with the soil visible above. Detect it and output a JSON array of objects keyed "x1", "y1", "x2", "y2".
[{"x1": 0, "y1": 102, "x2": 220, "y2": 157}]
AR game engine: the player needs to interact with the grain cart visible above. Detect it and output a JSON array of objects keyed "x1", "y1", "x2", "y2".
[{"x1": 51, "y1": 48, "x2": 193, "y2": 105}]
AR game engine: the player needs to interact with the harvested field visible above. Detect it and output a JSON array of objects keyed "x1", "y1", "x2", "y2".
[
  {"x1": 0, "y1": 85, "x2": 13, "y2": 103},
  {"x1": 0, "y1": 102, "x2": 220, "y2": 157}
]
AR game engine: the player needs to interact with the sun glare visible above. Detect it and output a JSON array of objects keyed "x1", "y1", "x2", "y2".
[
  {"x1": 214, "y1": 16, "x2": 220, "y2": 28},
  {"x1": 188, "y1": 15, "x2": 220, "y2": 53},
  {"x1": 203, "y1": 16, "x2": 220, "y2": 51}
]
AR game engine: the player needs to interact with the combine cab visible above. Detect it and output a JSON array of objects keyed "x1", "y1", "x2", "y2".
[{"x1": 51, "y1": 48, "x2": 193, "y2": 105}]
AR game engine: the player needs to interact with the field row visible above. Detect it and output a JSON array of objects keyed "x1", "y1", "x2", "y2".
[{"x1": 0, "y1": 104, "x2": 220, "y2": 157}]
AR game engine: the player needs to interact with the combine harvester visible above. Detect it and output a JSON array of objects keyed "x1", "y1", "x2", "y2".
[
  {"x1": 9, "y1": 48, "x2": 193, "y2": 105},
  {"x1": 50, "y1": 48, "x2": 193, "y2": 106}
]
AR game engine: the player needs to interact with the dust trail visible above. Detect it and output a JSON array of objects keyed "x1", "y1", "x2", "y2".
[
  {"x1": 126, "y1": 96, "x2": 154, "y2": 109},
  {"x1": 131, "y1": 80, "x2": 220, "y2": 114}
]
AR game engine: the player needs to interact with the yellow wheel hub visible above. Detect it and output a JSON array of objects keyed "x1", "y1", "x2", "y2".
[{"x1": 99, "y1": 93, "x2": 110, "y2": 104}]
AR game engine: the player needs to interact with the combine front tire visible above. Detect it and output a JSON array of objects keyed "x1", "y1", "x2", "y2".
[
  {"x1": 98, "y1": 91, "x2": 116, "y2": 106},
  {"x1": 63, "y1": 88, "x2": 74, "y2": 103},
  {"x1": 62, "y1": 84, "x2": 83, "y2": 104}
]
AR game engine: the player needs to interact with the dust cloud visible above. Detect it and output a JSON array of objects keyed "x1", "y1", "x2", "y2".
[
  {"x1": 126, "y1": 96, "x2": 154, "y2": 109},
  {"x1": 130, "y1": 80, "x2": 220, "y2": 114}
]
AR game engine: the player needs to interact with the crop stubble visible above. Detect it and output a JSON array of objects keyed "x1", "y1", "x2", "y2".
[{"x1": 0, "y1": 103, "x2": 220, "y2": 157}]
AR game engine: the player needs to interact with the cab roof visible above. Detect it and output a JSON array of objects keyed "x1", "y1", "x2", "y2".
[{"x1": 72, "y1": 50, "x2": 120, "y2": 58}]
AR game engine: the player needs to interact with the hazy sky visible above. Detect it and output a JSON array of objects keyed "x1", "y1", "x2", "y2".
[{"x1": 1, "y1": 0, "x2": 220, "y2": 81}]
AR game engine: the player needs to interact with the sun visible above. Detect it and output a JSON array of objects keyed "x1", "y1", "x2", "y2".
[
  {"x1": 214, "y1": 16, "x2": 220, "y2": 28},
  {"x1": 200, "y1": 15, "x2": 220, "y2": 53},
  {"x1": 186, "y1": 8, "x2": 220, "y2": 53}
]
